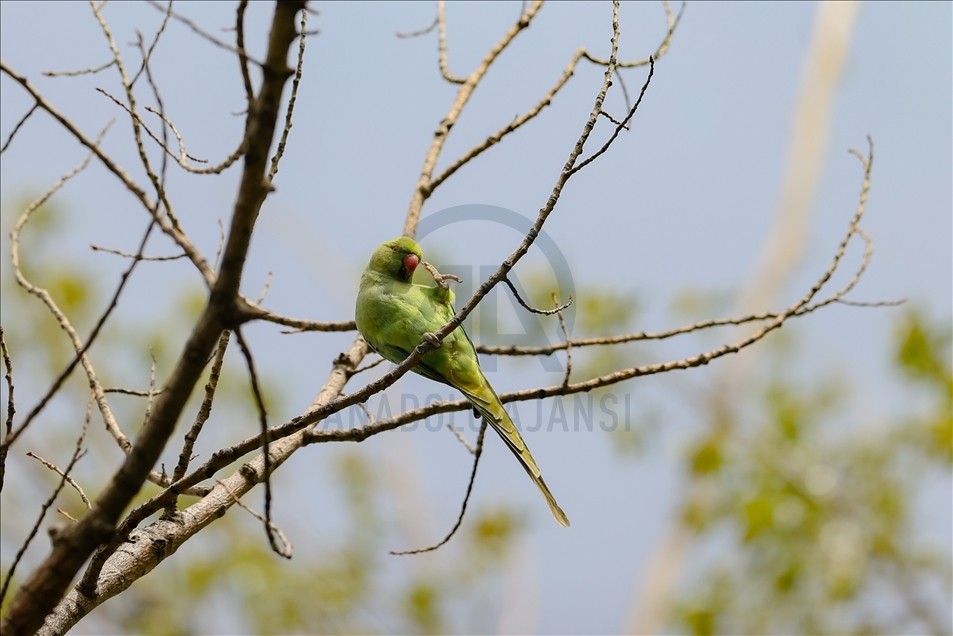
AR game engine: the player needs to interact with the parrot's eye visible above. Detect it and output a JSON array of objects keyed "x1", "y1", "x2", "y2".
[{"x1": 391, "y1": 246, "x2": 399, "y2": 253}]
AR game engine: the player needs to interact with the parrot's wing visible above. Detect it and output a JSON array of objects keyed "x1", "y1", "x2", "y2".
[{"x1": 374, "y1": 341, "x2": 454, "y2": 388}]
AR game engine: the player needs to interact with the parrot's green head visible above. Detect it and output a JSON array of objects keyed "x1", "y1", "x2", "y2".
[{"x1": 367, "y1": 237, "x2": 423, "y2": 283}]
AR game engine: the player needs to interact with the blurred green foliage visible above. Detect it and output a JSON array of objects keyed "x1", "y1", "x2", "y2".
[{"x1": 674, "y1": 312, "x2": 952, "y2": 635}]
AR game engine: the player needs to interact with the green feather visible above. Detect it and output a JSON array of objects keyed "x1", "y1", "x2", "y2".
[{"x1": 355, "y1": 237, "x2": 570, "y2": 528}]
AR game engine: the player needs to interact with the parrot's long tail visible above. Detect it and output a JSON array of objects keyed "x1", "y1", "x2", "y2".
[
  {"x1": 461, "y1": 383, "x2": 570, "y2": 528},
  {"x1": 522, "y1": 462, "x2": 571, "y2": 528}
]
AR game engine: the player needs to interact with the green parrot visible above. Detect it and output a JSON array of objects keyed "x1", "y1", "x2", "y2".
[{"x1": 355, "y1": 237, "x2": 570, "y2": 528}]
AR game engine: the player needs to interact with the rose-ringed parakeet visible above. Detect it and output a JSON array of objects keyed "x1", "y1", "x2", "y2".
[{"x1": 355, "y1": 237, "x2": 570, "y2": 527}]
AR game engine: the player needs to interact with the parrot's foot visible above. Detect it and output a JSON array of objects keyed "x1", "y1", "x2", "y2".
[
  {"x1": 422, "y1": 332, "x2": 441, "y2": 348},
  {"x1": 422, "y1": 261, "x2": 462, "y2": 290}
]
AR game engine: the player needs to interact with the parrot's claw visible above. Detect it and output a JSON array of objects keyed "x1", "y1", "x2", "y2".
[
  {"x1": 422, "y1": 261, "x2": 462, "y2": 290},
  {"x1": 422, "y1": 332, "x2": 441, "y2": 348}
]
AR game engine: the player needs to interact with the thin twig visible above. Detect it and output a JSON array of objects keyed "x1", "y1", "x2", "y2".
[
  {"x1": 144, "y1": 106, "x2": 208, "y2": 163},
  {"x1": 502, "y1": 277, "x2": 572, "y2": 316},
  {"x1": 422, "y1": 261, "x2": 462, "y2": 289},
  {"x1": 259, "y1": 310, "x2": 356, "y2": 333},
  {"x1": 396, "y1": 14, "x2": 438, "y2": 38},
  {"x1": 615, "y1": 67, "x2": 631, "y2": 112},
  {"x1": 43, "y1": 60, "x2": 116, "y2": 78},
  {"x1": 256, "y1": 272, "x2": 274, "y2": 305},
  {"x1": 90, "y1": 0, "x2": 173, "y2": 231},
  {"x1": 142, "y1": 349, "x2": 157, "y2": 428},
  {"x1": 553, "y1": 293, "x2": 572, "y2": 388},
  {"x1": 96, "y1": 88, "x2": 206, "y2": 169},
  {"x1": 447, "y1": 424, "x2": 476, "y2": 454},
  {"x1": 582, "y1": 0, "x2": 685, "y2": 69},
  {"x1": 391, "y1": 421, "x2": 487, "y2": 555},
  {"x1": 235, "y1": 328, "x2": 285, "y2": 557},
  {"x1": 0, "y1": 396, "x2": 91, "y2": 608},
  {"x1": 268, "y1": 9, "x2": 307, "y2": 182},
  {"x1": 90, "y1": 244, "x2": 187, "y2": 261},
  {"x1": 0, "y1": 326, "x2": 15, "y2": 492},
  {"x1": 357, "y1": 402, "x2": 375, "y2": 425},
  {"x1": 129, "y1": 0, "x2": 171, "y2": 87},
  {"x1": 26, "y1": 452, "x2": 92, "y2": 509},
  {"x1": 0, "y1": 103, "x2": 38, "y2": 155},
  {"x1": 148, "y1": 100, "x2": 246, "y2": 173},
  {"x1": 170, "y1": 331, "x2": 229, "y2": 488},
  {"x1": 352, "y1": 357, "x2": 385, "y2": 375},
  {"x1": 428, "y1": 42, "x2": 582, "y2": 191},
  {"x1": 0, "y1": 327, "x2": 13, "y2": 435},
  {"x1": 436, "y1": 0, "x2": 467, "y2": 84},
  {"x1": 236, "y1": 0, "x2": 254, "y2": 104},
  {"x1": 570, "y1": 56, "x2": 654, "y2": 177},
  {"x1": 599, "y1": 109, "x2": 629, "y2": 129},
  {"x1": 214, "y1": 218, "x2": 226, "y2": 271},
  {"x1": 835, "y1": 298, "x2": 905, "y2": 308},
  {"x1": 144, "y1": 0, "x2": 264, "y2": 66},
  {"x1": 56, "y1": 509, "x2": 79, "y2": 523},
  {"x1": 103, "y1": 387, "x2": 164, "y2": 397},
  {"x1": 216, "y1": 480, "x2": 292, "y2": 558}
]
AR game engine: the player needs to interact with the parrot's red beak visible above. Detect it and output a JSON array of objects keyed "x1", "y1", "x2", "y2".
[{"x1": 403, "y1": 253, "x2": 419, "y2": 273}]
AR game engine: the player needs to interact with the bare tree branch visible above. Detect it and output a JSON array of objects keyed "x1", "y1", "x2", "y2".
[
  {"x1": 43, "y1": 60, "x2": 116, "y2": 78},
  {"x1": 554, "y1": 293, "x2": 573, "y2": 388},
  {"x1": 169, "y1": 331, "x2": 230, "y2": 497},
  {"x1": 436, "y1": 0, "x2": 467, "y2": 84},
  {"x1": 402, "y1": 0, "x2": 544, "y2": 236},
  {"x1": 268, "y1": 9, "x2": 307, "y2": 182},
  {"x1": 217, "y1": 479, "x2": 292, "y2": 558},
  {"x1": 144, "y1": 0, "x2": 264, "y2": 66},
  {"x1": 396, "y1": 14, "x2": 438, "y2": 39},
  {"x1": 0, "y1": 61, "x2": 218, "y2": 286},
  {"x1": 447, "y1": 423, "x2": 477, "y2": 455},
  {"x1": 102, "y1": 387, "x2": 164, "y2": 397},
  {"x1": 236, "y1": 0, "x2": 254, "y2": 104},
  {"x1": 130, "y1": 0, "x2": 172, "y2": 88},
  {"x1": 1, "y1": 4, "x2": 307, "y2": 632},
  {"x1": 570, "y1": 56, "x2": 654, "y2": 176},
  {"x1": 390, "y1": 421, "x2": 488, "y2": 555},
  {"x1": 502, "y1": 276, "x2": 573, "y2": 316},
  {"x1": 90, "y1": 244, "x2": 187, "y2": 261},
  {"x1": 26, "y1": 452, "x2": 92, "y2": 510},
  {"x1": 0, "y1": 103, "x2": 37, "y2": 155},
  {"x1": 582, "y1": 0, "x2": 685, "y2": 69},
  {"x1": 258, "y1": 310, "x2": 356, "y2": 332},
  {"x1": 0, "y1": 396, "x2": 91, "y2": 609},
  {"x1": 234, "y1": 328, "x2": 287, "y2": 558},
  {"x1": 0, "y1": 326, "x2": 15, "y2": 492}
]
